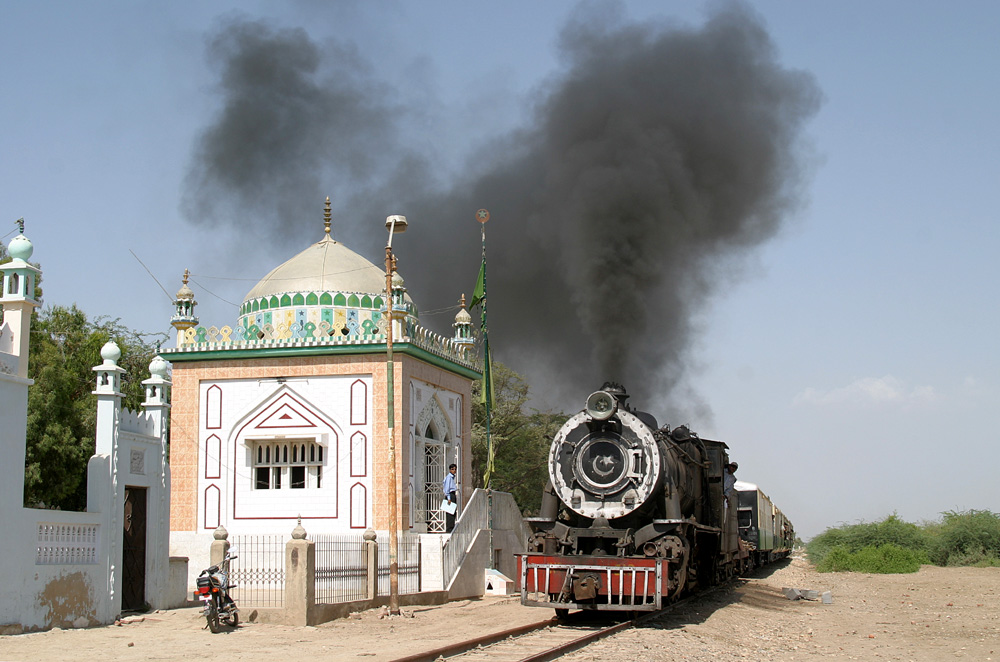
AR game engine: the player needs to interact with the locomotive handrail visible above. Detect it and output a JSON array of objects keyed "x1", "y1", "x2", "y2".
[
  {"x1": 655, "y1": 430, "x2": 711, "y2": 468},
  {"x1": 651, "y1": 518, "x2": 723, "y2": 534}
]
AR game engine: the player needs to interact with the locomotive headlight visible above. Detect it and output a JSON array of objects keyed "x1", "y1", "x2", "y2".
[{"x1": 585, "y1": 391, "x2": 617, "y2": 421}]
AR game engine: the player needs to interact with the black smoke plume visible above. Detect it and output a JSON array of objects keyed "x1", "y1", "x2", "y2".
[
  {"x1": 181, "y1": 16, "x2": 408, "y2": 242},
  {"x1": 182, "y1": 5, "x2": 821, "y2": 417}
]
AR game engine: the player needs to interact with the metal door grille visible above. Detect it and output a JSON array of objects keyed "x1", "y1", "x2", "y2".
[{"x1": 421, "y1": 444, "x2": 446, "y2": 533}]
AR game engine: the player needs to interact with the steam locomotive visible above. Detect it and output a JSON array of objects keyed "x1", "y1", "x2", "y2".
[{"x1": 516, "y1": 383, "x2": 792, "y2": 615}]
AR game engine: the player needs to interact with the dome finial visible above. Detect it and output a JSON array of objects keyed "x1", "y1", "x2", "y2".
[
  {"x1": 176, "y1": 269, "x2": 195, "y2": 301},
  {"x1": 459, "y1": 293, "x2": 466, "y2": 308},
  {"x1": 324, "y1": 197, "x2": 332, "y2": 238},
  {"x1": 8, "y1": 218, "x2": 33, "y2": 260}
]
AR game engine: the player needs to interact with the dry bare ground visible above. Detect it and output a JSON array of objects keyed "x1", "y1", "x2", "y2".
[{"x1": 1, "y1": 554, "x2": 998, "y2": 661}]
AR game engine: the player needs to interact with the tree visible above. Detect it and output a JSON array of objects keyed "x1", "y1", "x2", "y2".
[
  {"x1": 23, "y1": 305, "x2": 166, "y2": 510},
  {"x1": 470, "y1": 361, "x2": 568, "y2": 514}
]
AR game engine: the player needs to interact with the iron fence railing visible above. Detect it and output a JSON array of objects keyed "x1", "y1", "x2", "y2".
[
  {"x1": 377, "y1": 532, "x2": 421, "y2": 596},
  {"x1": 313, "y1": 533, "x2": 368, "y2": 604},
  {"x1": 229, "y1": 534, "x2": 286, "y2": 608},
  {"x1": 227, "y1": 529, "x2": 425, "y2": 608},
  {"x1": 312, "y1": 532, "x2": 421, "y2": 604}
]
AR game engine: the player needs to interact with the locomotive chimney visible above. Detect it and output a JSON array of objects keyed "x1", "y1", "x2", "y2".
[{"x1": 600, "y1": 382, "x2": 629, "y2": 406}]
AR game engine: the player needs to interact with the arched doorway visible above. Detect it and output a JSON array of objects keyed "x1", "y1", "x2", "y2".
[{"x1": 414, "y1": 396, "x2": 455, "y2": 533}]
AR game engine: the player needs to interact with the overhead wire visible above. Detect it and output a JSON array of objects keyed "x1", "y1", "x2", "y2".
[{"x1": 128, "y1": 250, "x2": 175, "y2": 303}]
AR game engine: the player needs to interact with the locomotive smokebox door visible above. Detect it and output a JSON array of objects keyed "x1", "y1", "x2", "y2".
[{"x1": 573, "y1": 574, "x2": 600, "y2": 600}]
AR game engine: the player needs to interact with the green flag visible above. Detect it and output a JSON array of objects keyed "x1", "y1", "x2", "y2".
[
  {"x1": 480, "y1": 344, "x2": 494, "y2": 409},
  {"x1": 470, "y1": 259, "x2": 485, "y2": 310},
  {"x1": 481, "y1": 344, "x2": 495, "y2": 486}
]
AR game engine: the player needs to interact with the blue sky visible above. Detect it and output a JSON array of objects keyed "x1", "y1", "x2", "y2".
[{"x1": 2, "y1": 1, "x2": 998, "y2": 540}]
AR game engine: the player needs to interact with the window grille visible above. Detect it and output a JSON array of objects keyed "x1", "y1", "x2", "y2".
[{"x1": 252, "y1": 440, "x2": 324, "y2": 490}]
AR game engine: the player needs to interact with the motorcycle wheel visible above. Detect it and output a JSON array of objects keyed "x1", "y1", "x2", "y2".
[{"x1": 206, "y1": 604, "x2": 220, "y2": 633}]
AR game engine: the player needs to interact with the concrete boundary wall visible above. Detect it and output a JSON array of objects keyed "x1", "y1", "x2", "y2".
[
  {"x1": 1, "y1": 510, "x2": 107, "y2": 632},
  {"x1": 0, "y1": 345, "x2": 171, "y2": 633}
]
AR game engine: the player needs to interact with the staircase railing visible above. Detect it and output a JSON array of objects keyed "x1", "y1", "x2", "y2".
[{"x1": 441, "y1": 489, "x2": 531, "y2": 589}]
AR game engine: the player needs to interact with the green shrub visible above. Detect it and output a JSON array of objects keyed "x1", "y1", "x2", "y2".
[
  {"x1": 927, "y1": 510, "x2": 1000, "y2": 567},
  {"x1": 807, "y1": 514, "x2": 929, "y2": 566},
  {"x1": 809, "y1": 510, "x2": 1000, "y2": 571},
  {"x1": 940, "y1": 545, "x2": 1000, "y2": 568},
  {"x1": 815, "y1": 545, "x2": 854, "y2": 572},
  {"x1": 851, "y1": 544, "x2": 927, "y2": 573},
  {"x1": 815, "y1": 544, "x2": 926, "y2": 574}
]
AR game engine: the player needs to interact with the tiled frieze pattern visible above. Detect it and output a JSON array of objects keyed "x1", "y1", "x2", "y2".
[{"x1": 171, "y1": 318, "x2": 476, "y2": 371}]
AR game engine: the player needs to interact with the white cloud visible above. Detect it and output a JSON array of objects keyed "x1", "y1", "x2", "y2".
[{"x1": 793, "y1": 375, "x2": 937, "y2": 407}]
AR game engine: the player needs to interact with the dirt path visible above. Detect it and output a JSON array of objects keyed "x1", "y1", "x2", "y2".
[
  {"x1": 2, "y1": 556, "x2": 998, "y2": 661},
  {"x1": 562, "y1": 556, "x2": 1000, "y2": 661}
]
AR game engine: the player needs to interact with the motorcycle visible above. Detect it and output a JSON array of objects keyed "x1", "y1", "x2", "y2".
[{"x1": 196, "y1": 551, "x2": 239, "y2": 632}]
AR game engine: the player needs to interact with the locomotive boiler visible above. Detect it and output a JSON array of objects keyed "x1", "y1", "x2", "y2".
[{"x1": 517, "y1": 383, "x2": 787, "y2": 615}]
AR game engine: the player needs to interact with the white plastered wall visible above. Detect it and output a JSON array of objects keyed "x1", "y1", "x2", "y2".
[{"x1": 195, "y1": 376, "x2": 374, "y2": 536}]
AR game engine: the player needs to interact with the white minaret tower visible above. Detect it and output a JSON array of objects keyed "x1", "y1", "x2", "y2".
[
  {"x1": 389, "y1": 261, "x2": 408, "y2": 339},
  {"x1": 170, "y1": 269, "x2": 198, "y2": 347},
  {"x1": 93, "y1": 341, "x2": 126, "y2": 456},
  {"x1": 0, "y1": 219, "x2": 41, "y2": 378},
  {"x1": 452, "y1": 294, "x2": 475, "y2": 355},
  {"x1": 143, "y1": 354, "x2": 172, "y2": 611},
  {"x1": 0, "y1": 220, "x2": 40, "y2": 511}
]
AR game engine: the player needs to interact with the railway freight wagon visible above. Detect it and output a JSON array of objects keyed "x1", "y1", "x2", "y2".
[
  {"x1": 735, "y1": 481, "x2": 794, "y2": 567},
  {"x1": 516, "y1": 384, "x2": 749, "y2": 615}
]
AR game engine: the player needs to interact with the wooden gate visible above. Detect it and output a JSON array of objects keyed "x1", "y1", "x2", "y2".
[{"x1": 122, "y1": 487, "x2": 147, "y2": 611}]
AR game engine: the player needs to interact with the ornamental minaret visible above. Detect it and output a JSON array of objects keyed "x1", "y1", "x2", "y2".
[
  {"x1": 0, "y1": 219, "x2": 41, "y2": 379},
  {"x1": 93, "y1": 341, "x2": 126, "y2": 455},
  {"x1": 170, "y1": 269, "x2": 198, "y2": 347},
  {"x1": 452, "y1": 294, "x2": 475, "y2": 354},
  {"x1": 389, "y1": 257, "x2": 408, "y2": 338}
]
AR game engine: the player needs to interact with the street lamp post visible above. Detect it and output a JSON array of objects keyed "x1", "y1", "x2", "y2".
[{"x1": 384, "y1": 214, "x2": 407, "y2": 616}]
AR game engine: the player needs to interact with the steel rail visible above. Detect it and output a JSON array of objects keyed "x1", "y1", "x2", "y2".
[
  {"x1": 388, "y1": 609, "x2": 671, "y2": 662},
  {"x1": 389, "y1": 617, "x2": 557, "y2": 662},
  {"x1": 389, "y1": 581, "x2": 726, "y2": 662},
  {"x1": 513, "y1": 618, "x2": 635, "y2": 662}
]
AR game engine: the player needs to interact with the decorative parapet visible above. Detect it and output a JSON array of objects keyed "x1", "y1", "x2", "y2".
[
  {"x1": 118, "y1": 408, "x2": 159, "y2": 437},
  {"x1": 162, "y1": 319, "x2": 477, "y2": 371},
  {"x1": 36, "y1": 523, "x2": 100, "y2": 565}
]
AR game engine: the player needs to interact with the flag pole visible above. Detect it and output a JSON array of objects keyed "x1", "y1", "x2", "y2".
[
  {"x1": 473, "y1": 208, "x2": 494, "y2": 571},
  {"x1": 473, "y1": 209, "x2": 493, "y2": 489}
]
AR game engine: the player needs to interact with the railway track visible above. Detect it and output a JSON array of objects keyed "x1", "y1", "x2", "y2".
[
  {"x1": 389, "y1": 613, "x2": 627, "y2": 662},
  {"x1": 390, "y1": 593, "x2": 708, "y2": 662}
]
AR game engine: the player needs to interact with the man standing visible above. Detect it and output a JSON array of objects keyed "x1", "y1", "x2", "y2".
[
  {"x1": 442, "y1": 463, "x2": 458, "y2": 532},
  {"x1": 723, "y1": 461, "x2": 738, "y2": 500}
]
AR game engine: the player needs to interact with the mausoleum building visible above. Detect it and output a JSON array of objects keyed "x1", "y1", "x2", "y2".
[{"x1": 165, "y1": 202, "x2": 479, "y2": 565}]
